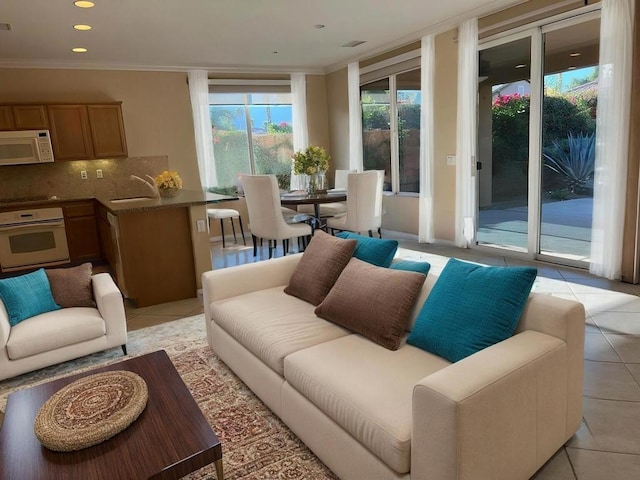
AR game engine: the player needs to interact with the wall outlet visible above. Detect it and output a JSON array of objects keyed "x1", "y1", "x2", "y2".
[
  {"x1": 196, "y1": 219, "x2": 206, "y2": 233},
  {"x1": 96, "y1": 169, "x2": 103, "y2": 179},
  {"x1": 80, "y1": 170, "x2": 88, "y2": 180}
]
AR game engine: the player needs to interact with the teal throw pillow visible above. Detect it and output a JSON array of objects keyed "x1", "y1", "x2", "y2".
[
  {"x1": 336, "y1": 232, "x2": 398, "y2": 267},
  {"x1": 390, "y1": 260, "x2": 431, "y2": 276},
  {"x1": 407, "y1": 258, "x2": 536, "y2": 362},
  {"x1": 0, "y1": 269, "x2": 60, "y2": 327}
]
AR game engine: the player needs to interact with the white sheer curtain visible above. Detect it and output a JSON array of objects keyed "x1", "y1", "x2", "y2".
[
  {"x1": 454, "y1": 19, "x2": 478, "y2": 248},
  {"x1": 590, "y1": 0, "x2": 635, "y2": 279},
  {"x1": 348, "y1": 62, "x2": 364, "y2": 172},
  {"x1": 290, "y1": 73, "x2": 309, "y2": 190},
  {"x1": 188, "y1": 70, "x2": 216, "y2": 189},
  {"x1": 419, "y1": 35, "x2": 435, "y2": 243}
]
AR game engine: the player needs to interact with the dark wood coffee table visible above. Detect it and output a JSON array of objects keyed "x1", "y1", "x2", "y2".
[{"x1": 0, "y1": 350, "x2": 223, "y2": 480}]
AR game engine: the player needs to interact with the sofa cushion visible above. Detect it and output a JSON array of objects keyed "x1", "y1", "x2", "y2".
[
  {"x1": 284, "y1": 334, "x2": 451, "y2": 473},
  {"x1": 315, "y1": 258, "x2": 425, "y2": 350},
  {"x1": 284, "y1": 230, "x2": 357, "y2": 306},
  {"x1": 336, "y1": 231, "x2": 398, "y2": 267},
  {"x1": 0, "y1": 269, "x2": 60, "y2": 327},
  {"x1": 45, "y1": 263, "x2": 96, "y2": 308},
  {"x1": 7, "y1": 308, "x2": 106, "y2": 360},
  {"x1": 408, "y1": 258, "x2": 537, "y2": 362},
  {"x1": 390, "y1": 259, "x2": 431, "y2": 275},
  {"x1": 212, "y1": 286, "x2": 352, "y2": 375}
]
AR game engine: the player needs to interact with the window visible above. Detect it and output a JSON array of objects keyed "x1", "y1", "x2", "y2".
[
  {"x1": 361, "y1": 67, "x2": 421, "y2": 194},
  {"x1": 209, "y1": 91, "x2": 293, "y2": 192}
]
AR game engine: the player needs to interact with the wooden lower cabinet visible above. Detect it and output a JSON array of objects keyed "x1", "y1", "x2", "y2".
[
  {"x1": 63, "y1": 201, "x2": 101, "y2": 264},
  {"x1": 114, "y1": 207, "x2": 196, "y2": 307}
]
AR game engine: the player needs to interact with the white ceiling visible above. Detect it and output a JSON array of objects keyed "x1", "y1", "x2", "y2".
[{"x1": 0, "y1": 0, "x2": 521, "y2": 73}]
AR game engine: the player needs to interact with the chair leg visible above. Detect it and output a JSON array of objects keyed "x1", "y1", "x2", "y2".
[
  {"x1": 268, "y1": 240, "x2": 274, "y2": 259},
  {"x1": 121, "y1": 344, "x2": 127, "y2": 355},
  {"x1": 369, "y1": 230, "x2": 373, "y2": 237},
  {"x1": 230, "y1": 218, "x2": 237, "y2": 244},
  {"x1": 220, "y1": 219, "x2": 226, "y2": 248},
  {"x1": 378, "y1": 227, "x2": 382, "y2": 238},
  {"x1": 238, "y1": 215, "x2": 247, "y2": 245},
  {"x1": 283, "y1": 239, "x2": 289, "y2": 256},
  {"x1": 252, "y1": 234, "x2": 258, "y2": 257}
]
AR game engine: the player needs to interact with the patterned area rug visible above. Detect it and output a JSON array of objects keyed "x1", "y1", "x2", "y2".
[{"x1": 0, "y1": 315, "x2": 337, "y2": 480}]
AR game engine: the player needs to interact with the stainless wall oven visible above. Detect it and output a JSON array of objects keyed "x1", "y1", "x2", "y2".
[{"x1": 0, "y1": 207, "x2": 70, "y2": 272}]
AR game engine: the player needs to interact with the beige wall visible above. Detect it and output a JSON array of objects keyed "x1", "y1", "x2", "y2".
[
  {"x1": 326, "y1": 68, "x2": 350, "y2": 171},
  {"x1": 0, "y1": 68, "x2": 201, "y2": 189}
]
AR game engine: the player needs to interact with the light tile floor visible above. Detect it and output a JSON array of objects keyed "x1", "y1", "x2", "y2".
[{"x1": 141, "y1": 232, "x2": 640, "y2": 480}]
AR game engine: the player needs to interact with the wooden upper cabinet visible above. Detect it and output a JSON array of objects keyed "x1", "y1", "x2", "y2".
[
  {"x1": 0, "y1": 106, "x2": 15, "y2": 130},
  {"x1": 87, "y1": 104, "x2": 128, "y2": 158},
  {"x1": 47, "y1": 103, "x2": 128, "y2": 160},
  {"x1": 12, "y1": 105, "x2": 48, "y2": 130},
  {"x1": 0, "y1": 105, "x2": 48, "y2": 130},
  {"x1": 47, "y1": 105, "x2": 94, "y2": 160}
]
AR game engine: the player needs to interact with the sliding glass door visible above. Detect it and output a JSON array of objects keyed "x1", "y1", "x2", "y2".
[{"x1": 476, "y1": 13, "x2": 599, "y2": 267}]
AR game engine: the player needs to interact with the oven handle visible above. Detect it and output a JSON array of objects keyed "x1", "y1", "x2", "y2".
[{"x1": 0, "y1": 220, "x2": 65, "y2": 232}]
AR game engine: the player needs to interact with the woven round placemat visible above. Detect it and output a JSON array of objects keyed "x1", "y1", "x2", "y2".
[{"x1": 34, "y1": 370, "x2": 148, "y2": 452}]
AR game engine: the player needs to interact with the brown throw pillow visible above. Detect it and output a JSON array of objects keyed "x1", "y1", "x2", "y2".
[
  {"x1": 45, "y1": 263, "x2": 96, "y2": 308},
  {"x1": 284, "y1": 230, "x2": 357, "y2": 306},
  {"x1": 315, "y1": 257, "x2": 426, "y2": 350}
]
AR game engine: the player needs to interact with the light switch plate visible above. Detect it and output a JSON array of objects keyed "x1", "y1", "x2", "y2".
[
  {"x1": 196, "y1": 220, "x2": 206, "y2": 233},
  {"x1": 96, "y1": 169, "x2": 103, "y2": 179},
  {"x1": 446, "y1": 155, "x2": 456, "y2": 166}
]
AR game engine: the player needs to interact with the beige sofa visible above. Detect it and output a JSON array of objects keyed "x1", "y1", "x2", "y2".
[
  {"x1": 0, "y1": 273, "x2": 127, "y2": 380},
  {"x1": 203, "y1": 254, "x2": 585, "y2": 480}
]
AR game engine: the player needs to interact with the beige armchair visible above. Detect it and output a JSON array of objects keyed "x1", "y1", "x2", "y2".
[
  {"x1": 241, "y1": 174, "x2": 313, "y2": 259},
  {"x1": 327, "y1": 170, "x2": 384, "y2": 237},
  {"x1": 0, "y1": 273, "x2": 127, "y2": 380}
]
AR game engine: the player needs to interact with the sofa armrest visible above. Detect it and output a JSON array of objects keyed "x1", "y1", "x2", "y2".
[
  {"x1": 0, "y1": 301, "x2": 10, "y2": 349},
  {"x1": 411, "y1": 330, "x2": 569, "y2": 480},
  {"x1": 92, "y1": 273, "x2": 126, "y2": 340}
]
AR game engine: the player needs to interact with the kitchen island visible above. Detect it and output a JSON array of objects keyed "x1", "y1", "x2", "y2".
[{"x1": 0, "y1": 190, "x2": 238, "y2": 307}]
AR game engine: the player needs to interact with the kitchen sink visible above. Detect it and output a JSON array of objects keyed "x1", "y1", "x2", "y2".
[{"x1": 110, "y1": 196, "x2": 157, "y2": 204}]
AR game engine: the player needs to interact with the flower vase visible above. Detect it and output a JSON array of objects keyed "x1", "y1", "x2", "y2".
[
  {"x1": 308, "y1": 172, "x2": 327, "y2": 194},
  {"x1": 159, "y1": 187, "x2": 180, "y2": 198}
]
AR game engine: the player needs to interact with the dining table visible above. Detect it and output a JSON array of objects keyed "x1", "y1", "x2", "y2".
[{"x1": 280, "y1": 190, "x2": 347, "y2": 230}]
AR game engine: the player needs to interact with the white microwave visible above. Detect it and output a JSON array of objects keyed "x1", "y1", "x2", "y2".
[{"x1": 0, "y1": 130, "x2": 55, "y2": 166}]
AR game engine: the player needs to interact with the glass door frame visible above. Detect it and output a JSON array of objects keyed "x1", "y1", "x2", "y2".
[{"x1": 474, "y1": 5, "x2": 601, "y2": 268}]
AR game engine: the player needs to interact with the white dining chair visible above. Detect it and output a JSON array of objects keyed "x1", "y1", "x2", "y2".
[
  {"x1": 326, "y1": 170, "x2": 384, "y2": 237},
  {"x1": 240, "y1": 174, "x2": 313, "y2": 258}
]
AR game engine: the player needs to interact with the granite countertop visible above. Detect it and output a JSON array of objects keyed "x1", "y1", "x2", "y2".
[{"x1": 0, "y1": 190, "x2": 239, "y2": 214}]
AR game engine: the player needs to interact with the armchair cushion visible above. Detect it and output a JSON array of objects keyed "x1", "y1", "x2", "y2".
[
  {"x1": 408, "y1": 258, "x2": 537, "y2": 362},
  {"x1": 45, "y1": 263, "x2": 96, "y2": 308},
  {"x1": 315, "y1": 258, "x2": 425, "y2": 350},
  {"x1": 0, "y1": 269, "x2": 60, "y2": 327},
  {"x1": 284, "y1": 231, "x2": 356, "y2": 306},
  {"x1": 336, "y1": 232, "x2": 398, "y2": 267}
]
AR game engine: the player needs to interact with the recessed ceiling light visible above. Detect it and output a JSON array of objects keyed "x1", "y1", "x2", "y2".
[
  {"x1": 73, "y1": 24, "x2": 92, "y2": 31},
  {"x1": 72, "y1": 47, "x2": 88, "y2": 53},
  {"x1": 570, "y1": 52, "x2": 581, "y2": 57},
  {"x1": 74, "y1": 1, "x2": 95, "y2": 8},
  {"x1": 272, "y1": 51, "x2": 279, "y2": 54},
  {"x1": 515, "y1": 64, "x2": 526, "y2": 68},
  {"x1": 342, "y1": 40, "x2": 366, "y2": 48},
  {"x1": 315, "y1": 24, "x2": 325, "y2": 29}
]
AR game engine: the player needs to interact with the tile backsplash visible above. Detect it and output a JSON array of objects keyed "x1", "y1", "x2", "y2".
[{"x1": 0, "y1": 155, "x2": 169, "y2": 200}]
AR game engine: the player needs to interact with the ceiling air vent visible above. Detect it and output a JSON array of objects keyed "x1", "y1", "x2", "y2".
[
  {"x1": 0, "y1": 23, "x2": 11, "y2": 31},
  {"x1": 342, "y1": 40, "x2": 366, "y2": 48}
]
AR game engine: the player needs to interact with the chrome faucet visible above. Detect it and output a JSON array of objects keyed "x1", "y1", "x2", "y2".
[{"x1": 130, "y1": 174, "x2": 160, "y2": 198}]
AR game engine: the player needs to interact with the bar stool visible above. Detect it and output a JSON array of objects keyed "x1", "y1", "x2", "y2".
[{"x1": 207, "y1": 208, "x2": 246, "y2": 248}]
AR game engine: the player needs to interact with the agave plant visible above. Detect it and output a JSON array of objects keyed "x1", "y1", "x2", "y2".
[{"x1": 543, "y1": 132, "x2": 595, "y2": 194}]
